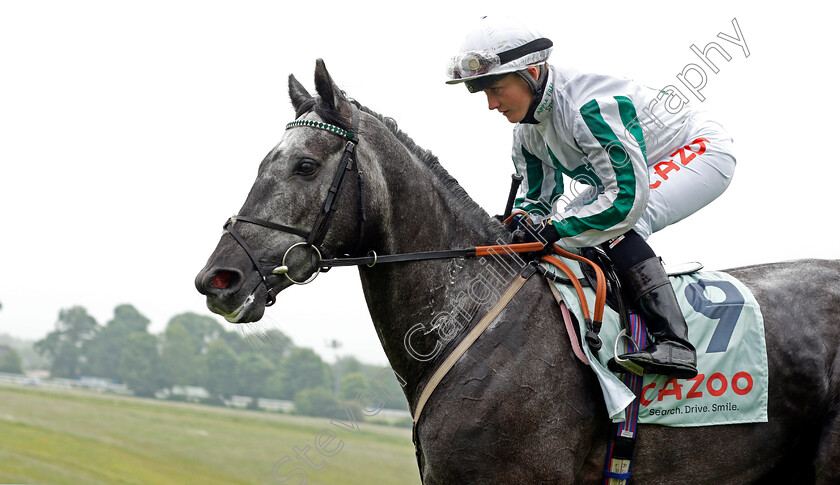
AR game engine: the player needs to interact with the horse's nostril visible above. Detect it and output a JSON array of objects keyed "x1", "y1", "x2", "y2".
[
  {"x1": 196, "y1": 268, "x2": 244, "y2": 296},
  {"x1": 211, "y1": 271, "x2": 234, "y2": 290}
]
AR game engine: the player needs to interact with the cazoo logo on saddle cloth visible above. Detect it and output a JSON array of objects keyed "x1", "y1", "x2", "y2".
[{"x1": 546, "y1": 261, "x2": 768, "y2": 427}]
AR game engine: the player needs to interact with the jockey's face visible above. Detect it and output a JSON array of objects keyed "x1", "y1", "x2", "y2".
[{"x1": 482, "y1": 67, "x2": 538, "y2": 123}]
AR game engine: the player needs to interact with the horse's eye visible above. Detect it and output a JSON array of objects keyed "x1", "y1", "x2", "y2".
[{"x1": 294, "y1": 159, "x2": 318, "y2": 176}]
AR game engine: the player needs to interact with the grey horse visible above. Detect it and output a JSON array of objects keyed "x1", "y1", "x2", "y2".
[{"x1": 195, "y1": 60, "x2": 840, "y2": 484}]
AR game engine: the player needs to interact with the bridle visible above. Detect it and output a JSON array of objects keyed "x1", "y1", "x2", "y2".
[{"x1": 223, "y1": 106, "x2": 365, "y2": 305}]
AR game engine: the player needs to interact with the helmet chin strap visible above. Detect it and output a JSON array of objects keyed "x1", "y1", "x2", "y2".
[{"x1": 518, "y1": 64, "x2": 550, "y2": 124}]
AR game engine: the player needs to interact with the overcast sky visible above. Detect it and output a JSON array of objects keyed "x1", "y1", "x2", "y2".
[{"x1": 1, "y1": 1, "x2": 836, "y2": 366}]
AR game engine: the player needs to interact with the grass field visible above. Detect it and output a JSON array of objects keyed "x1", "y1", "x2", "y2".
[{"x1": 0, "y1": 384, "x2": 422, "y2": 484}]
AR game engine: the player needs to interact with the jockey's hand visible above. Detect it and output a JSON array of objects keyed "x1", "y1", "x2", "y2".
[
  {"x1": 521, "y1": 220, "x2": 561, "y2": 246},
  {"x1": 510, "y1": 221, "x2": 561, "y2": 261}
]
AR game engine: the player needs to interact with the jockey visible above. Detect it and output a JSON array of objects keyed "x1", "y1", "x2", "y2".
[{"x1": 446, "y1": 16, "x2": 736, "y2": 379}]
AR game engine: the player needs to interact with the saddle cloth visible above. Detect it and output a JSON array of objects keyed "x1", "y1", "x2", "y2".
[{"x1": 543, "y1": 258, "x2": 769, "y2": 427}]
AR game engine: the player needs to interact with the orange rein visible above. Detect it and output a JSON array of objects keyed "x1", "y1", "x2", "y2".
[{"x1": 480, "y1": 212, "x2": 607, "y2": 340}]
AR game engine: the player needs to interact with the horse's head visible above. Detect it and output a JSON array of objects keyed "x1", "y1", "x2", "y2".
[{"x1": 195, "y1": 60, "x2": 369, "y2": 323}]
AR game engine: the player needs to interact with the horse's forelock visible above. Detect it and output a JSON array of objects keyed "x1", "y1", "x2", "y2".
[
  {"x1": 289, "y1": 93, "x2": 350, "y2": 134},
  {"x1": 313, "y1": 97, "x2": 350, "y2": 132}
]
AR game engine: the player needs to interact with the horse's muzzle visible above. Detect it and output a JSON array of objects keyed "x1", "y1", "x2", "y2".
[{"x1": 195, "y1": 266, "x2": 267, "y2": 323}]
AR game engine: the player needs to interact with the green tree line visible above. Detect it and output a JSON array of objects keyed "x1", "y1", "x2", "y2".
[{"x1": 24, "y1": 304, "x2": 407, "y2": 417}]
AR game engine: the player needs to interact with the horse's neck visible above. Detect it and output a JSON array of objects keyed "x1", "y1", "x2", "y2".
[{"x1": 358, "y1": 145, "x2": 512, "y2": 409}]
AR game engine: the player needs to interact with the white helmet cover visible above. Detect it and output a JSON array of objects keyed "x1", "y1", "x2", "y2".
[{"x1": 446, "y1": 16, "x2": 553, "y2": 89}]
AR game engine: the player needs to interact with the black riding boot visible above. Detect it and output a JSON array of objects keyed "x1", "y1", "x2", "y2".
[{"x1": 617, "y1": 257, "x2": 698, "y2": 379}]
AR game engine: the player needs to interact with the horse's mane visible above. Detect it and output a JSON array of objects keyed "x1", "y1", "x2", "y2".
[
  {"x1": 335, "y1": 98, "x2": 502, "y2": 232},
  {"x1": 358, "y1": 102, "x2": 507, "y2": 232}
]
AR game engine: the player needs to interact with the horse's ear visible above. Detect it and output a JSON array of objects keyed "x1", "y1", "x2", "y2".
[
  {"x1": 314, "y1": 58, "x2": 349, "y2": 111},
  {"x1": 288, "y1": 74, "x2": 311, "y2": 114}
]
